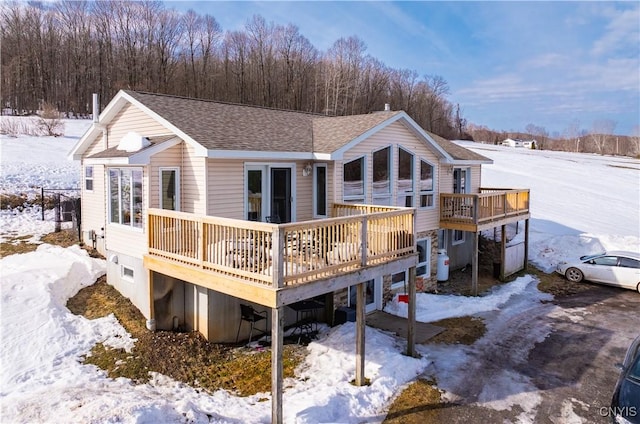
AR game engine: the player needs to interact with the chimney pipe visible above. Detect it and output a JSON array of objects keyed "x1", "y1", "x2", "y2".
[
  {"x1": 92, "y1": 93, "x2": 99, "y2": 123},
  {"x1": 384, "y1": 103, "x2": 390, "y2": 111}
]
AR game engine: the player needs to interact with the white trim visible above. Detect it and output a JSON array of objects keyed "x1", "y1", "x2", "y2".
[
  {"x1": 391, "y1": 270, "x2": 408, "y2": 291},
  {"x1": 121, "y1": 265, "x2": 135, "y2": 282},
  {"x1": 159, "y1": 167, "x2": 180, "y2": 211},
  {"x1": 396, "y1": 145, "x2": 415, "y2": 207},
  {"x1": 107, "y1": 167, "x2": 144, "y2": 229},
  {"x1": 313, "y1": 163, "x2": 328, "y2": 218},
  {"x1": 84, "y1": 165, "x2": 94, "y2": 192},
  {"x1": 243, "y1": 163, "x2": 297, "y2": 222},
  {"x1": 371, "y1": 145, "x2": 392, "y2": 204},
  {"x1": 69, "y1": 91, "x2": 206, "y2": 160},
  {"x1": 330, "y1": 112, "x2": 453, "y2": 161},
  {"x1": 82, "y1": 137, "x2": 181, "y2": 166},
  {"x1": 209, "y1": 150, "x2": 324, "y2": 160},
  {"x1": 348, "y1": 277, "x2": 381, "y2": 313},
  {"x1": 418, "y1": 157, "x2": 436, "y2": 210},
  {"x1": 416, "y1": 238, "x2": 431, "y2": 277},
  {"x1": 452, "y1": 229, "x2": 466, "y2": 245},
  {"x1": 342, "y1": 155, "x2": 366, "y2": 202}
]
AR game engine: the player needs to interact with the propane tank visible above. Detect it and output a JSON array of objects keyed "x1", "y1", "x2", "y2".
[{"x1": 437, "y1": 249, "x2": 450, "y2": 282}]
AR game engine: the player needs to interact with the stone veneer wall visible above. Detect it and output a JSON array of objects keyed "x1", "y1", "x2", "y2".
[{"x1": 333, "y1": 229, "x2": 441, "y2": 310}]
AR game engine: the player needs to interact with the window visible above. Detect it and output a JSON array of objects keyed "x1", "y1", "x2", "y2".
[
  {"x1": 397, "y1": 147, "x2": 414, "y2": 207},
  {"x1": 122, "y1": 266, "x2": 134, "y2": 281},
  {"x1": 109, "y1": 168, "x2": 143, "y2": 228},
  {"x1": 438, "y1": 229, "x2": 448, "y2": 250},
  {"x1": 314, "y1": 164, "x2": 327, "y2": 217},
  {"x1": 391, "y1": 270, "x2": 407, "y2": 291},
  {"x1": 419, "y1": 159, "x2": 434, "y2": 208},
  {"x1": 416, "y1": 238, "x2": 430, "y2": 276},
  {"x1": 343, "y1": 157, "x2": 365, "y2": 202},
  {"x1": 453, "y1": 229, "x2": 465, "y2": 244},
  {"x1": 85, "y1": 166, "x2": 94, "y2": 191},
  {"x1": 160, "y1": 168, "x2": 179, "y2": 210},
  {"x1": 372, "y1": 146, "x2": 391, "y2": 205},
  {"x1": 619, "y1": 257, "x2": 640, "y2": 268}
]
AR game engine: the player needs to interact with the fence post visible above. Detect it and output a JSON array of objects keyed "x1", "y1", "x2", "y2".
[
  {"x1": 54, "y1": 193, "x2": 61, "y2": 232},
  {"x1": 41, "y1": 187, "x2": 45, "y2": 221}
]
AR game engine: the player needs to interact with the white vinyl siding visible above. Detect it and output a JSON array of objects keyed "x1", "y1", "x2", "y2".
[
  {"x1": 108, "y1": 103, "x2": 168, "y2": 149},
  {"x1": 180, "y1": 143, "x2": 207, "y2": 215},
  {"x1": 81, "y1": 163, "x2": 105, "y2": 241},
  {"x1": 208, "y1": 159, "x2": 244, "y2": 219},
  {"x1": 149, "y1": 144, "x2": 182, "y2": 209},
  {"x1": 339, "y1": 121, "x2": 441, "y2": 231}
]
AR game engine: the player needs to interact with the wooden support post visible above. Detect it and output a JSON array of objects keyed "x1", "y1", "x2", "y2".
[
  {"x1": 407, "y1": 266, "x2": 416, "y2": 357},
  {"x1": 146, "y1": 269, "x2": 156, "y2": 331},
  {"x1": 355, "y1": 282, "x2": 366, "y2": 386},
  {"x1": 524, "y1": 219, "x2": 530, "y2": 271},
  {"x1": 500, "y1": 224, "x2": 507, "y2": 281},
  {"x1": 271, "y1": 306, "x2": 284, "y2": 424},
  {"x1": 472, "y1": 232, "x2": 479, "y2": 296}
]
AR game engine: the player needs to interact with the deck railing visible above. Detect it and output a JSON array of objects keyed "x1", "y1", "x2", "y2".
[
  {"x1": 148, "y1": 204, "x2": 414, "y2": 288},
  {"x1": 439, "y1": 188, "x2": 530, "y2": 226}
]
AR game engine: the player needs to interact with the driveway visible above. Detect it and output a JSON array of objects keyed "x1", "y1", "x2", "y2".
[{"x1": 387, "y1": 282, "x2": 640, "y2": 423}]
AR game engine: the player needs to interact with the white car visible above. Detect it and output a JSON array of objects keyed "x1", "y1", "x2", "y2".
[{"x1": 556, "y1": 251, "x2": 640, "y2": 293}]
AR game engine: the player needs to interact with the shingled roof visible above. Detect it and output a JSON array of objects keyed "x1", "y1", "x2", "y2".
[
  {"x1": 117, "y1": 90, "x2": 489, "y2": 163},
  {"x1": 426, "y1": 132, "x2": 491, "y2": 162},
  {"x1": 125, "y1": 91, "x2": 321, "y2": 152}
]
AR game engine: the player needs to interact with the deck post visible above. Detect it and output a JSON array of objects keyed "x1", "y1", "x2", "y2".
[
  {"x1": 472, "y1": 232, "x2": 479, "y2": 296},
  {"x1": 272, "y1": 227, "x2": 284, "y2": 288},
  {"x1": 360, "y1": 217, "x2": 368, "y2": 266},
  {"x1": 500, "y1": 224, "x2": 507, "y2": 280},
  {"x1": 271, "y1": 306, "x2": 284, "y2": 424},
  {"x1": 524, "y1": 219, "x2": 530, "y2": 271},
  {"x1": 146, "y1": 269, "x2": 155, "y2": 331},
  {"x1": 407, "y1": 266, "x2": 416, "y2": 357},
  {"x1": 355, "y1": 282, "x2": 366, "y2": 386}
]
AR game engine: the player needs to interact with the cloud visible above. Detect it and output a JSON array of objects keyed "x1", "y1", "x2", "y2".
[{"x1": 591, "y1": 4, "x2": 640, "y2": 56}]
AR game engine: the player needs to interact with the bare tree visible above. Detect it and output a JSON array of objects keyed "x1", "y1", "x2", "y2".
[
  {"x1": 35, "y1": 101, "x2": 64, "y2": 136},
  {"x1": 589, "y1": 119, "x2": 617, "y2": 155}
]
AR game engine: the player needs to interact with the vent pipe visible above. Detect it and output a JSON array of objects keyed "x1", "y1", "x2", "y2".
[
  {"x1": 92, "y1": 93, "x2": 99, "y2": 123},
  {"x1": 384, "y1": 103, "x2": 391, "y2": 111}
]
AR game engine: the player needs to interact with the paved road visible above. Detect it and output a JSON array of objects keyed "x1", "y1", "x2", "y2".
[{"x1": 401, "y1": 283, "x2": 639, "y2": 423}]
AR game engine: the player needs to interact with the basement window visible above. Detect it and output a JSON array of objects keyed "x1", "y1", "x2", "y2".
[{"x1": 122, "y1": 266, "x2": 134, "y2": 281}]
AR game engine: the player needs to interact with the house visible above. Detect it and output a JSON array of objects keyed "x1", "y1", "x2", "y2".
[
  {"x1": 502, "y1": 138, "x2": 536, "y2": 149},
  {"x1": 70, "y1": 90, "x2": 530, "y2": 421}
]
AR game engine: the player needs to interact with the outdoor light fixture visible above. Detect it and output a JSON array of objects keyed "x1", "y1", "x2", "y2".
[{"x1": 303, "y1": 163, "x2": 312, "y2": 177}]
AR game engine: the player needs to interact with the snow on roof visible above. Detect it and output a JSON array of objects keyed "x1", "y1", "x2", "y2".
[{"x1": 117, "y1": 131, "x2": 151, "y2": 152}]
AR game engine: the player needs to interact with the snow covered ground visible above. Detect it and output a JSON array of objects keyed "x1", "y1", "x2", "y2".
[{"x1": 1, "y1": 119, "x2": 638, "y2": 423}]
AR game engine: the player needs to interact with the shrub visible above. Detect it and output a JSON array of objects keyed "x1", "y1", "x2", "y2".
[{"x1": 35, "y1": 102, "x2": 64, "y2": 136}]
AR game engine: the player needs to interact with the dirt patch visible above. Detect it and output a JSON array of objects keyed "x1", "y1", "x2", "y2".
[
  {"x1": 427, "y1": 316, "x2": 486, "y2": 345},
  {"x1": 384, "y1": 378, "x2": 444, "y2": 423},
  {"x1": 67, "y1": 277, "x2": 307, "y2": 396},
  {"x1": 0, "y1": 235, "x2": 38, "y2": 257}
]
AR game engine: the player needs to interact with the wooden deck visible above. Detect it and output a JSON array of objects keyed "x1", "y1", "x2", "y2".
[
  {"x1": 144, "y1": 203, "x2": 417, "y2": 308},
  {"x1": 439, "y1": 188, "x2": 530, "y2": 232}
]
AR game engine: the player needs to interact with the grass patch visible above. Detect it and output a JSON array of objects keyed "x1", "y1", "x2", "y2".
[
  {"x1": 0, "y1": 235, "x2": 38, "y2": 257},
  {"x1": 0, "y1": 229, "x2": 80, "y2": 258},
  {"x1": 384, "y1": 378, "x2": 444, "y2": 423},
  {"x1": 68, "y1": 277, "x2": 306, "y2": 396},
  {"x1": 428, "y1": 316, "x2": 486, "y2": 345},
  {"x1": 527, "y1": 266, "x2": 592, "y2": 297}
]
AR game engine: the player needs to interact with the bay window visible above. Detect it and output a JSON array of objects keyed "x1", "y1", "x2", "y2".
[
  {"x1": 109, "y1": 168, "x2": 143, "y2": 228},
  {"x1": 397, "y1": 147, "x2": 414, "y2": 207},
  {"x1": 419, "y1": 159, "x2": 434, "y2": 208}
]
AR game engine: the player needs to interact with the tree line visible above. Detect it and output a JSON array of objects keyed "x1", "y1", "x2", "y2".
[
  {"x1": 466, "y1": 120, "x2": 640, "y2": 158},
  {"x1": 0, "y1": 0, "x2": 464, "y2": 139}
]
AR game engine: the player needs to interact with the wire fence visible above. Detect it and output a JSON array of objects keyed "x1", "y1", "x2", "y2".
[{"x1": 40, "y1": 187, "x2": 81, "y2": 240}]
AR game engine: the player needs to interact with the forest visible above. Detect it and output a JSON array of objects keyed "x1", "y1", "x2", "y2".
[
  {"x1": 1, "y1": 0, "x2": 465, "y2": 139},
  {"x1": 2, "y1": 1, "x2": 638, "y2": 156}
]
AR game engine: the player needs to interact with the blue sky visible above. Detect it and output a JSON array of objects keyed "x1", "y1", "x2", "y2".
[{"x1": 169, "y1": 1, "x2": 640, "y2": 136}]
